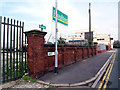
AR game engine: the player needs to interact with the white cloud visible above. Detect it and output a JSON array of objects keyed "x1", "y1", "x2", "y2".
[
  {"x1": 61, "y1": 0, "x2": 119, "y2": 3},
  {"x1": 1, "y1": 0, "x2": 118, "y2": 40}
]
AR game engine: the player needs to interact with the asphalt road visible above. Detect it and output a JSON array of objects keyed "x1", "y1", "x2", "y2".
[
  {"x1": 98, "y1": 49, "x2": 120, "y2": 89},
  {"x1": 118, "y1": 48, "x2": 120, "y2": 90},
  {"x1": 106, "y1": 49, "x2": 118, "y2": 88}
]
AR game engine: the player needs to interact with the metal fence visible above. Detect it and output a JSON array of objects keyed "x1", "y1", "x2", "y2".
[{"x1": 0, "y1": 16, "x2": 27, "y2": 83}]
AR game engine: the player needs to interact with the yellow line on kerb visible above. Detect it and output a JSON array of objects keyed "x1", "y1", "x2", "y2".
[
  {"x1": 98, "y1": 60, "x2": 112, "y2": 88},
  {"x1": 98, "y1": 50, "x2": 117, "y2": 89},
  {"x1": 53, "y1": 16, "x2": 68, "y2": 24},
  {"x1": 103, "y1": 51, "x2": 116, "y2": 89}
]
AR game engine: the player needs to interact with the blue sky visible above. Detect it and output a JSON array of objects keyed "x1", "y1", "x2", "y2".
[{"x1": 0, "y1": 0, "x2": 119, "y2": 42}]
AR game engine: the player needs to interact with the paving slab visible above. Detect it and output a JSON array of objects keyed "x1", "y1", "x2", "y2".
[{"x1": 39, "y1": 50, "x2": 115, "y2": 84}]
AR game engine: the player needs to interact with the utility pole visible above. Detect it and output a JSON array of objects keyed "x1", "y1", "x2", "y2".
[
  {"x1": 89, "y1": 3, "x2": 91, "y2": 46},
  {"x1": 55, "y1": 0, "x2": 58, "y2": 73},
  {"x1": 108, "y1": 34, "x2": 111, "y2": 49}
]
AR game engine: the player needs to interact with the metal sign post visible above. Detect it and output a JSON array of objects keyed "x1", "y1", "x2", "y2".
[
  {"x1": 55, "y1": 0, "x2": 58, "y2": 73},
  {"x1": 0, "y1": 16, "x2": 2, "y2": 86},
  {"x1": 39, "y1": 24, "x2": 46, "y2": 31}
]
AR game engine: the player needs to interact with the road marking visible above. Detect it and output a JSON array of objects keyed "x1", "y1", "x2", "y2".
[
  {"x1": 98, "y1": 60, "x2": 112, "y2": 88},
  {"x1": 98, "y1": 50, "x2": 117, "y2": 89},
  {"x1": 103, "y1": 51, "x2": 116, "y2": 89},
  {"x1": 92, "y1": 52, "x2": 114, "y2": 88}
]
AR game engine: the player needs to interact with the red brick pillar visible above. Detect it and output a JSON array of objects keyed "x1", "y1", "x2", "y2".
[{"x1": 25, "y1": 30, "x2": 47, "y2": 78}]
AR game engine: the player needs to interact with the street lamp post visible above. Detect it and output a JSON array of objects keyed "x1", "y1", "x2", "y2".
[{"x1": 55, "y1": 0, "x2": 58, "y2": 73}]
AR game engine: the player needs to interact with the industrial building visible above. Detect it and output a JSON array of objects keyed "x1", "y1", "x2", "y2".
[{"x1": 68, "y1": 30, "x2": 114, "y2": 52}]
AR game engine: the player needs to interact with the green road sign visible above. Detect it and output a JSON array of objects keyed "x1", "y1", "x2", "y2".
[
  {"x1": 52, "y1": 7, "x2": 68, "y2": 26},
  {"x1": 39, "y1": 24, "x2": 46, "y2": 29}
]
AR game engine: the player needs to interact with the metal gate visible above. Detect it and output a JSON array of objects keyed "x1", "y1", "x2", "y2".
[{"x1": 0, "y1": 16, "x2": 27, "y2": 83}]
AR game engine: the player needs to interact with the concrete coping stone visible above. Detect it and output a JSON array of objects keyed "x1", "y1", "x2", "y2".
[{"x1": 24, "y1": 29, "x2": 47, "y2": 36}]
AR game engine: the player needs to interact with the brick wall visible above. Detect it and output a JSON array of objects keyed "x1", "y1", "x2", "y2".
[{"x1": 25, "y1": 30, "x2": 97, "y2": 78}]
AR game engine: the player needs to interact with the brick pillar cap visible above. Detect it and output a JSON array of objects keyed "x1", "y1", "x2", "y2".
[{"x1": 24, "y1": 29, "x2": 47, "y2": 36}]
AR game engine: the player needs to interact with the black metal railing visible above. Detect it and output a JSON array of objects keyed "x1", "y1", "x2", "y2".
[{"x1": 0, "y1": 16, "x2": 27, "y2": 83}]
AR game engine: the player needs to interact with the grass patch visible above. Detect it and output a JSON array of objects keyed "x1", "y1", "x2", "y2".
[{"x1": 22, "y1": 75, "x2": 36, "y2": 82}]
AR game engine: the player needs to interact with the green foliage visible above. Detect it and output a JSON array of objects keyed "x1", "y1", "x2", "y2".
[
  {"x1": 22, "y1": 75, "x2": 32, "y2": 80},
  {"x1": 31, "y1": 79, "x2": 37, "y2": 82},
  {"x1": 22, "y1": 75, "x2": 36, "y2": 82},
  {"x1": 58, "y1": 37, "x2": 66, "y2": 44},
  {"x1": 61, "y1": 66, "x2": 63, "y2": 70},
  {"x1": 84, "y1": 43, "x2": 88, "y2": 46},
  {"x1": 87, "y1": 39, "x2": 93, "y2": 46},
  {"x1": 114, "y1": 40, "x2": 120, "y2": 45},
  {"x1": 4, "y1": 60, "x2": 27, "y2": 78}
]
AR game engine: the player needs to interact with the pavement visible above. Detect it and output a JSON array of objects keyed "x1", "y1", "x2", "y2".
[{"x1": 39, "y1": 50, "x2": 115, "y2": 85}]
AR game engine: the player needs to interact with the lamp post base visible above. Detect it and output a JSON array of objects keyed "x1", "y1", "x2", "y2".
[{"x1": 54, "y1": 67, "x2": 58, "y2": 74}]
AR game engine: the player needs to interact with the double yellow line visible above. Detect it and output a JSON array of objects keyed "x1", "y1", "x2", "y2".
[{"x1": 98, "y1": 50, "x2": 117, "y2": 89}]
